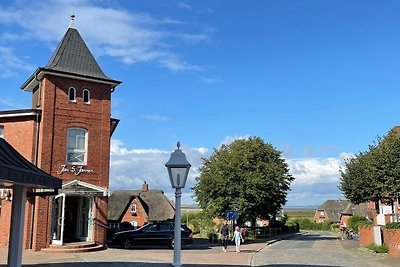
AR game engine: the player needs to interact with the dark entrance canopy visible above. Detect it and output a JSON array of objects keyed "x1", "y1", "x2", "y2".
[
  {"x1": 0, "y1": 138, "x2": 61, "y2": 189},
  {"x1": 0, "y1": 138, "x2": 62, "y2": 267}
]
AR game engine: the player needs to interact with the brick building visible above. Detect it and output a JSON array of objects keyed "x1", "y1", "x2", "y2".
[
  {"x1": 0, "y1": 18, "x2": 121, "y2": 251},
  {"x1": 107, "y1": 182, "x2": 175, "y2": 237}
]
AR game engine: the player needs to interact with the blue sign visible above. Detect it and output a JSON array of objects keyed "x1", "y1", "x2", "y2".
[{"x1": 225, "y1": 210, "x2": 239, "y2": 220}]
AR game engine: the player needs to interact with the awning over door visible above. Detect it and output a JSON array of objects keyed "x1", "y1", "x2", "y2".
[
  {"x1": 0, "y1": 138, "x2": 62, "y2": 267},
  {"x1": 0, "y1": 138, "x2": 62, "y2": 189}
]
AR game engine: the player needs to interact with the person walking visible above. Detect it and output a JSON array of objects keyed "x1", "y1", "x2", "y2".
[
  {"x1": 220, "y1": 219, "x2": 229, "y2": 252},
  {"x1": 339, "y1": 221, "x2": 347, "y2": 240},
  {"x1": 232, "y1": 226, "x2": 244, "y2": 253}
]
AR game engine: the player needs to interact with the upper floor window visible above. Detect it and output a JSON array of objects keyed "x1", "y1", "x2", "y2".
[
  {"x1": 130, "y1": 203, "x2": 137, "y2": 214},
  {"x1": 83, "y1": 89, "x2": 90, "y2": 104},
  {"x1": 0, "y1": 126, "x2": 3, "y2": 138},
  {"x1": 67, "y1": 128, "x2": 88, "y2": 165},
  {"x1": 68, "y1": 87, "x2": 76, "y2": 102}
]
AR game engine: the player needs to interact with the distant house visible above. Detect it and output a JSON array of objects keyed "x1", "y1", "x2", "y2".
[
  {"x1": 314, "y1": 200, "x2": 351, "y2": 223},
  {"x1": 108, "y1": 182, "x2": 175, "y2": 232},
  {"x1": 367, "y1": 197, "x2": 400, "y2": 226},
  {"x1": 340, "y1": 202, "x2": 372, "y2": 226},
  {"x1": 315, "y1": 200, "x2": 371, "y2": 224}
]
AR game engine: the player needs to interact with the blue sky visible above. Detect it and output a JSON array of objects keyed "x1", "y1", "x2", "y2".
[{"x1": 1, "y1": 0, "x2": 399, "y2": 207}]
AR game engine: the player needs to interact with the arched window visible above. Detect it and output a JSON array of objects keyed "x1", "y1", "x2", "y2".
[
  {"x1": 67, "y1": 128, "x2": 88, "y2": 165},
  {"x1": 83, "y1": 89, "x2": 90, "y2": 104},
  {"x1": 68, "y1": 87, "x2": 76, "y2": 102}
]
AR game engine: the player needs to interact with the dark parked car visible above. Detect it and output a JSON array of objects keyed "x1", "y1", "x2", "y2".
[{"x1": 112, "y1": 221, "x2": 193, "y2": 249}]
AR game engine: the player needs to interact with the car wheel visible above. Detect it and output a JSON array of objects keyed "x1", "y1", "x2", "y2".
[{"x1": 121, "y1": 238, "x2": 131, "y2": 249}]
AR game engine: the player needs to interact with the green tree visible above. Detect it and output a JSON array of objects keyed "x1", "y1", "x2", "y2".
[
  {"x1": 340, "y1": 128, "x2": 400, "y2": 206},
  {"x1": 193, "y1": 136, "x2": 294, "y2": 224}
]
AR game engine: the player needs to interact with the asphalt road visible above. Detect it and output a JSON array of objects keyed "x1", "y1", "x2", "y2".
[{"x1": 252, "y1": 231, "x2": 394, "y2": 267}]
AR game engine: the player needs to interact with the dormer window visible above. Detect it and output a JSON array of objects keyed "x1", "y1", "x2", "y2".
[
  {"x1": 68, "y1": 87, "x2": 76, "y2": 102},
  {"x1": 83, "y1": 89, "x2": 90, "y2": 104},
  {"x1": 130, "y1": 203, "x2": 137, "y2": 215}
]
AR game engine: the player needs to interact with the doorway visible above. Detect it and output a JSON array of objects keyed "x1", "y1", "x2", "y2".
[{"x1": 52, "y1": 194, "x2": 93, "y2": 245}]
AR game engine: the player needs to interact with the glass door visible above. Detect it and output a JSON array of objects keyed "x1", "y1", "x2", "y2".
[
  {"x1": 51, "y1": 193, "x2": 66, "y2": 245},
  {"x1": 78, "y1": 196, "x2": 91, "y2": 241}
]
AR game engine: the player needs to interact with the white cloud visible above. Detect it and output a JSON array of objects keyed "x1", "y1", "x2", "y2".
[
  {"x1": 109, "y1": 140, "x2": 207, "y2": 204},
  {"x1": 219, "y1": 135, "x2": 251, "y2": 146},
  {"x1": 177, "y1": 2, "x2": 192, "y2": 10},
  {"x1": 288, "y1": 158, "x2": 342, "y2": 185},
  {"x1": 109, "y1": 137, "x2": 350, "y2": 206},
  {"x1": 0, "y1": 46, "x2": 34, "y2": 77},
  {"x1": 0, "y1": 0, "x2": 210, "y2": 72}
]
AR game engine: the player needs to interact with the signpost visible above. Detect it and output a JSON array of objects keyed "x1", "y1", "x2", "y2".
[{"x1": 225, "y1": 210, "x2": 239, "y2": 220}]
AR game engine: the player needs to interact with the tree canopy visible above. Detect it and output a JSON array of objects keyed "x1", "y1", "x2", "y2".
[
  {"x1": 193, "y1": 136, "x2": 294, "y2": 222},
  {"x1": 339, "y1": 128, "x2": 400, "y2": 205}
]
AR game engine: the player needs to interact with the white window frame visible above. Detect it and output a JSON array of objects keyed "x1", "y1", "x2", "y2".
[
  {"x1": 0, "y1": 126, "x2": 3, "y2": 138},
  {"x1": 83, "y1": 89, "x2": 90, "y2": 104},
  {"x1": 66, "y1": 128, "x2": 88, "y2": 165},
  {"x1": 68, "y1": 87, "x2": 77, "y2": 102}
]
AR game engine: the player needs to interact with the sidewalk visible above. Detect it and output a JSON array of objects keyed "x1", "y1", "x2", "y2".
[
  {"x1": 0, "y1": 236, "x2": 278, "y2": 267},
  {"x1": 6, "y1": 232, "x2": 393, "y2": 267},
  {"x1": 338, "y1": 238, "x2": 400, "y2": 267}
]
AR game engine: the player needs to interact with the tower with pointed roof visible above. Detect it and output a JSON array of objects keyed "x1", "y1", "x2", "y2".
[{"x1": 0, "y1": 16, "x2": 121, "y2": 251}]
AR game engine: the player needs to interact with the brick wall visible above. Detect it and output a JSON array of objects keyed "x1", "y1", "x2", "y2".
[
  {"x1": 0, "y1": 68, "x2": 114, "y2": 251},
  {"x1": 314, "y1": 210, "x2": 326, "y2": 223},
  {"x1": 359, "y1": 225, "x2": 374, "y2": 247},
  {"x1": 0, "y1": 118, "x2": 36, "y2": 161},
  {"x1": 0, "y1": 200, "x2": 12, "y2": 247},
  {"x1": 382, "y1": 228, "x2": 400, "y2": 257},
  {"x1": 34, "y1": 75, "x2": 112, "y2": 249},
  {"x1": 38, "y1": 75, "x2": 111, "y2": 187},
  {"x1": 341, "y1": 215, "x2": 350, "y2": 226},
  {"x1": 93, "y1": 197, "x2": 108, "y2": 246},
  {"x1": 121, "y1": 198, "x2": 148, "y2": 227}
]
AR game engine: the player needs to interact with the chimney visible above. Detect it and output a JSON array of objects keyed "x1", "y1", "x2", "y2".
[{"x1": 141, "y1": 181, "x2": 149, "y2": 192}]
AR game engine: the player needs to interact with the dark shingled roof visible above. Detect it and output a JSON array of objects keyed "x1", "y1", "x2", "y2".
[
  {"x1": 0, "y1": 138, "x2": 62, "y2": 189},
  {"x1": 108, "y1": 189, "x2": 175, "y2": 222},
  {"x1": 45, "y1": 27, "x2": 110, "y2": 80},
  {"x1": 316, "y1": 200, "x2": 351, "y2": 222},
  {"x1": 341, "y1": 202, "x2": 369, "y2": 217},
  {"x1": 21, "y1": 25, "x2": 121, "y2": 91}
]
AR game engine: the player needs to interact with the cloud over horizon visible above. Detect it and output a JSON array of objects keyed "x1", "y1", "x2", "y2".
[{"x1": 109, "y1": 138, "x2": 350, "y2": 206}]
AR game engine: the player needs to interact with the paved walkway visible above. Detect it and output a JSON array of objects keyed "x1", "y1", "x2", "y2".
[
  {"x1": 0, "y1": 233, "x2": 399, "y2": 266},
  {"x1": 0, "y1": 238, "x2": 269, "y2": 267}
]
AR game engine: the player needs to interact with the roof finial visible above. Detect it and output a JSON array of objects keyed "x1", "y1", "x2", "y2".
[{"x1": 69, "y1": 14, "x2": 76, "y2": 29}]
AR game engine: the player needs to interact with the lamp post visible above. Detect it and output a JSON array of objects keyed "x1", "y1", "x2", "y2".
[{"x1": 165, "y1": 142, "x2": 191, "y2": 267}]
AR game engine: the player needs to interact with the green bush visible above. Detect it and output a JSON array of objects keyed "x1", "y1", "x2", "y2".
[
  {"x1": 347, "y1": 216, "x2": 372, "y2": 233},
  {"x1": 291, "y1": 218, "x2": 332, "y2": 231},
  {"x1": 386, "y1": 222, "x2": 400, "y2": 229},
  {"x1": 283, "y1": 222, "x2": 299, "y2": 233},
  {"x1": 207, "y1": 232, "x2": 219, "y2": 243},
  {"x1": 366, "y1": 243, "x2": 389, "y2": 254}
]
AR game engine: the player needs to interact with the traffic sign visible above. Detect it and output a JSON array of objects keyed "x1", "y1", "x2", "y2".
[{"x1": 225, "y1": 210, "x2": 239, "y2": 220}]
